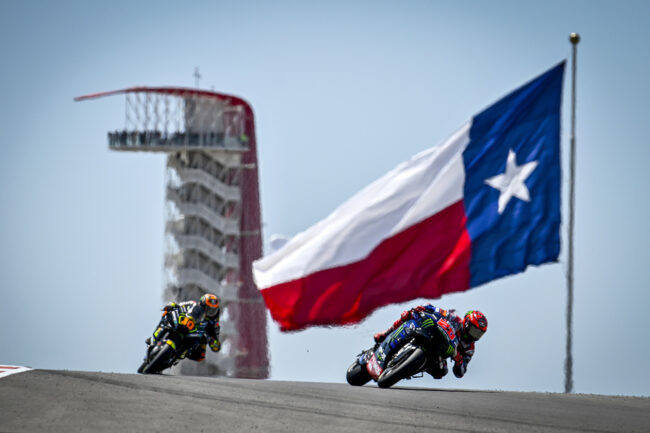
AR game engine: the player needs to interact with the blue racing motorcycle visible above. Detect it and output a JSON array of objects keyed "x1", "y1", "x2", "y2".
[{"x1": 346, "y1": 310, "x2": 460, "y2": 388}]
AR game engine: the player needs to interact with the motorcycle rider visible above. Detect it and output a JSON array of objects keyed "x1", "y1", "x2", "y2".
[
  {"x1": 373, "y1": 305, "x2": 487, "y2": 379},
  {"x1": 146, "y1": 293, "x2": 222, "y2": 363}
]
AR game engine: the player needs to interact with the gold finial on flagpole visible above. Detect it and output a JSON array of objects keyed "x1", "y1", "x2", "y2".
[{"x1": 569, "y1": 32, "x2": 580, "y2": 44}]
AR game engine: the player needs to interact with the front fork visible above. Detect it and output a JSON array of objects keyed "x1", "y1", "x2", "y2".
[{"x1": 145, "y1": 329, "x2": 182, "y2": 360}]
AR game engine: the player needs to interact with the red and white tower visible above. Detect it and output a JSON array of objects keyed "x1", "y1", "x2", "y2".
[{"x1": 76, "y1": 87, "x2": 269, "y2": 378}]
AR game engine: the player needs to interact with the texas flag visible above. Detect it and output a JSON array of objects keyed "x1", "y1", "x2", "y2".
[{"x1": 254, "y1": 62, "x2": 565, "y2": 331}]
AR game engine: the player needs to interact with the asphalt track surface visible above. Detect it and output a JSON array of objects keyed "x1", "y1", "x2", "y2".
[{"x1": 1, "y1": 370, "x2": 648, "y2": 432}]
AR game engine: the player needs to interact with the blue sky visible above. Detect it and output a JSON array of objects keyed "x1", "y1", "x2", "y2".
[{"x1": 1, "y1": 1, "x2": 649, "y2": 397}]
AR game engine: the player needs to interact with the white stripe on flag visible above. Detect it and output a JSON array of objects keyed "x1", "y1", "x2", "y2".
[{"x1": 254, "y1": 121, "x2": 471, "y2": 290}]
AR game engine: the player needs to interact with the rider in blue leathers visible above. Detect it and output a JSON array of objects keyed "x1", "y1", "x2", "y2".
[{"x1": 373, "y1": 304, "x2": 487, "y2": 379}]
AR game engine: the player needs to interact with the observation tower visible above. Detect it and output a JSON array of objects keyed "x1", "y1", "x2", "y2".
[{"x1": 76, "y1": 87, "x2": 269, "y2": 378}]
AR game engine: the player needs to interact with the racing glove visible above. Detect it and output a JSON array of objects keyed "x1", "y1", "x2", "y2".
[{"x1": 412, "y1": 305, "x2": 426, "y2": 314}]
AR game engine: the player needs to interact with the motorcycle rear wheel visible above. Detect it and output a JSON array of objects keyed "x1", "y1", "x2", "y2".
[
  {"x1": 346, "y1": 360, "x2": 371, "y2": 386},
  {"x1": 142, "y1": 344, "x2": 175, "y2": 374},
  {"x1": 377, "y1": 347, "x2": 426, "y2": 389}
]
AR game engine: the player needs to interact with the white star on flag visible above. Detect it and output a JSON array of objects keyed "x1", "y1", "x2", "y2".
[{"x1": 485, "y1": 149, "x2": 539, "y2": 214}]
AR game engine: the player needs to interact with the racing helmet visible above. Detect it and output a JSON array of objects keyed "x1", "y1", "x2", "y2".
[
  {"x1": 462, "y1": 310, "x2": 488, "y2": 342},
  {"x1": 200, "y1": 293, "x2": 220, "y2": 319}
]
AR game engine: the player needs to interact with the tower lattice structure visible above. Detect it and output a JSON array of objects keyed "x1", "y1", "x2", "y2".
[{"x1": 76, "y1": 87, "x2": 269, "y2": 378}]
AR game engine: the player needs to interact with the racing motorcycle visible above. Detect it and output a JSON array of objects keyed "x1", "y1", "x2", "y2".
[
  {"x1": 137, "y1": 308, "x2": 206, "y2": 374},
  {"x1": 346, "y1": 310, "x2": 460, "y2": 388}
]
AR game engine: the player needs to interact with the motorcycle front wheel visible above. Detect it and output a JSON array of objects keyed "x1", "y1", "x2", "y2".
[
  {"x1": 346, "y1": 360, "x2": 371, "y2": 386},
  {"x1": 142, "y1": 344, "x2": 175, "y2": 374},
  {"x1": 377, "y1": 347, "x2": 426, "y2": 389}
]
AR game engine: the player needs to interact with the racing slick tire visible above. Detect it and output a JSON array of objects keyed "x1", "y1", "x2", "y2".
[
  {"x1": 377, "y1": 346, "x2": 426, "y2": 389},
  {"x1": 142, "y1": 344, "x2": 175, "y2": 374},
  {"x1": 346, "y1": 360, "x2": 372, "y2": 386}
]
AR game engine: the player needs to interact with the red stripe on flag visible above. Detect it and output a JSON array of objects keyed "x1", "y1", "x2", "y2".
[{"x1": 261, "y1": 200, "x2": 471, "y2": 331}]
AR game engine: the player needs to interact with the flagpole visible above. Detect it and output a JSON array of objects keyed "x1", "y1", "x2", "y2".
[{"x1": 565, "y1": 32, "x2": 580, "y2": 394}]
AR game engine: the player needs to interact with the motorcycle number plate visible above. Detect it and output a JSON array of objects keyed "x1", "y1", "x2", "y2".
[{"x1": 179, "y1": 315, "x2": 196, "y2": 331}]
